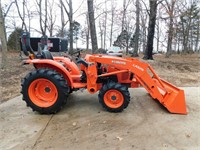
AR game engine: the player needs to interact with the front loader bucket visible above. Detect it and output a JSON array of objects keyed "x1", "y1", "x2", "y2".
[
  {"x1": 160, "y1": 79, "x2": 187, "y2": 114},
  {"x1": 153, "y1": 78, "x2": 187, "y2": 114},
  {"x1": 137, "y1": 66, "x2": 188, "y2": 115}
]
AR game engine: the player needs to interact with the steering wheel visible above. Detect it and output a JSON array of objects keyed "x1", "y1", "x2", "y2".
[
  {"x1": 71, "y1": 49, "x2": 83, "y2": 61},
  {"x1": 63, "y1": 49, "x2": 82, "y2": 61},
  {"x1": 71, "y1": 49, "x2": 82, "y2": 57}
]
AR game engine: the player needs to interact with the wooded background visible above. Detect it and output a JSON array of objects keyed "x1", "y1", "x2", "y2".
[{"x1": 0, "y1": 0, "x2": 200, "y2": 61}]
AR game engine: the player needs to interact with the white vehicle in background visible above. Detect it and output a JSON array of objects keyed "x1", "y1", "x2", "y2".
[{"x1": 106, "y1": 46, "x2": 123, "y2": 57}]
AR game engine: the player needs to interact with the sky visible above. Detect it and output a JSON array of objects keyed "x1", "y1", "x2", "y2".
[{"x1": 1, "y1": 0, "x2": 136, "y2": 50}]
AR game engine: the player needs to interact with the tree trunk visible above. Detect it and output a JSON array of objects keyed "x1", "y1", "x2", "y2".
[
  {"x1": 38, "y1": 0, "x2": 44, "y2": 35},
  {"x1": 47, "y1": 0, "x2": 56, "y2": 37},
  {"x1": 174, "y1": 31, "x2": 177, "y2": 53},
  {"x1": 181, "y1": 20, "x2": 187, "y2": 53},
  {"x1": 182, "y1": 17, "x2": 192, "y2": 53},
  {"x1": 110, "y1": 9, "x2": 114, "y2": 47},
  {"x1": 122, "y1": 0, "x2": 126, "y2": 31},
  {"x1": 190, "y1": 19, "x2": 194, "y2": 52},
  {"x1": 110, "y1": 1, "x2": 115, "y2": 47},
  {"x1": 143, "y1": 0, "x2": 157, "y2": 60},
  {"x1": 132, "y1": 0, "x2": 140, "y2": 57},
  {"x1": 99, "y1": 20, "x2": 103, "y2": 48},
  {"x1": 44, "y1": 0, "x2": 47, "y2": 35},
  {"x1": 126, "y1": 36, "x2": 129, "y2": 55},
  {"x1": 166, "y1": 16, "x2": 173, "y2": 58},
  {"x1": 60, "y1": 0, "x2": 65, "y2": 37},
  {"x1": 177, "y1": 34, "x2": 180, "y2": 54},
  {"x1": 86, "y1": 29, "x2": 89, "y2": 50},
  {"x1": 103, "y1": 0, "x2": 107, "y2": 49},
  {"x1": 87, "y1": 0, "x2": 98, "y2": 53},
  {"x1": 15, "y1": 0, "x2": 27, "y2": 31},
  {"x1": 39, "y1": 0, "x2": 43, "y2": 34},
  {"x1": 156, "y1": 7, "x2": 161, "y2": 53},
  {"x1": 185, "y1": 21, "x2": 191, "y2": 53},
  {"x1": 0, "y1": 2, "x2": 7, "y2": 69},
  {"x1": 195, "y1": 16, "x2": 199, "y2": 52},
  {"x1": 69, "y1": 0, "x2": 73, "y2": 54},
  {"x1": 86, "y1": 13, "x2": 90, "y2": 50},
  {"x1": 156, "y1": 19, "x2": 160, "y2": 52},
  {"x1": 69, "y1": 29, "x2": 74, "y2": 51},
  {"x1": 141, "y1": 13, "x2": 147, "y2": 53},
  {"x1": 62, "y1": 0, "x2": 74, "y2": 54}
]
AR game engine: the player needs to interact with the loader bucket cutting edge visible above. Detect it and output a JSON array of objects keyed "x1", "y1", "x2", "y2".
[{"x1": 156, "y1": 79, "x2": 187, "y2": 114}]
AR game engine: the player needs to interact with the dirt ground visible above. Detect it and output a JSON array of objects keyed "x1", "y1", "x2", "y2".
[
  {"x1": 0, "y1": 52, "x2": 33, "y2": 103},
  {"x1": 0, "y1": 51, "x2": 199, "y2": 103},
  {"x1": 147, "y1": 53, "x2": 200, "y2": 87},
  {"x1": 0, "y1": 51, "x2": 200, "y2": 150}
]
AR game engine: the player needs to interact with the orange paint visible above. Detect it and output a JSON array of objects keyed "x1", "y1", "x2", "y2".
[
  {"x1": 24, "y1": 54, "x2": 187, "y2": 114},
  {"x1": 104, "y1": 89, "x2": 124, "y2": 108},
  {"x1": 28, "y1": 78, "x2": 58, "y2": 107}
]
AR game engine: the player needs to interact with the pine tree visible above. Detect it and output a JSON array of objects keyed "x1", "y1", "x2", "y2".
[
  {"x1": 7, "y1": 28, "x2": 23, "y2": 51},
  {"x1": 113, "y1": 30, "x2": 131, "y2": 53}
]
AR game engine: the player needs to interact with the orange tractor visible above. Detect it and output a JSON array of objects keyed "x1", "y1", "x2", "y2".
[{"x1": 21, "y1": 32, "x2": 187, "y2": 114}]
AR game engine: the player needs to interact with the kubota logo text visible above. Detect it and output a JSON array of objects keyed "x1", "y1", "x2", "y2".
[
  {"x1": 132, "y1": 64, "x2": 144, "y2": 71},
  {"x1": 112, "y1": 60, "x2": 126, "y2": 65}
]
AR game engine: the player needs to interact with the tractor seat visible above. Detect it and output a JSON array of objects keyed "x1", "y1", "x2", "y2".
[
  {"x1": 21, "y1": 32, "x2": 35, "y2": 56},
  {"x1": 41, "y1": 49, "x2": 53, "y2": 60},
  {"x1": 37, "y1": 44, "x2": 53, "y2": 60}
]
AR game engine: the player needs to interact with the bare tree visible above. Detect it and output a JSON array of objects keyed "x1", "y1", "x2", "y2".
[
  {"x1": 132, "y1": 0, "x2": 140, "y2": 57},
  {"x1": 0, "y1": 1, "x2": 15, "y2": 68},
  {"x1": 61, "y1": 0, "x2": 73, "y2": 54},
  {"x1": 35, "y1": 0, "x2": 48, "y2": 36},
  {"x1": 156, "y1": 6, "x2": 161, "y2": 53},
  {"x1": 97, "y1": 0, "x2": 108, "y2": 49},
  {"x1": 126, "y1": 13, "x2": 134, "y2": 54},
  {"x1": 99, "y1": 19, "x2": 103, "y2": 48},
  {"x1": 178, "y1": 1, "x2": 199, "y2": 53},
  {"x1": 84, "y1": 13, "x2": 90, "y2": 50},
  {"x1": 121, "y1": 0, "x2": 132, "y2": 32},
  {"x1": 87, "y1": 0, "x2": 98, "y2": 53},
  {"x1": 161, "y1": 0, "x2": 177, "y2": 57},
  {"x1": 122, "y1": 0, "x2": 128, "y2": 31},
  {"x1": 59, "y1": 0, "x2": 68, "y2": 37},
  {"x1": 24, "y1": 2, "x2": 33, "y2": 33},
  {"x1": 140, "y1": 10, "x2": 148, "y2": 53},
  {"x1": 0, "y1": 1, "x2": 7, "y2": 68},
  {"x1": 143, "y1": 0, "x2": 159, "y2": 60},
  {"x1": 80, "y1": 13, "x2": 90, "y2": 50},
  {"x1": 103, "y1": 0, "x2": 107, "y2": 49},
  {"x1": 15, "y1": 0, "x2": 28, "y2": 31},
  {"x1": 47, "y1": 0, "x2": 56, "y2": 36},
  {"x1": 195, "y1": 15, "x2": 200, "y2": 52},
  {"x1": 109, "y1": 0, "x2": 116, "y2": 47}
]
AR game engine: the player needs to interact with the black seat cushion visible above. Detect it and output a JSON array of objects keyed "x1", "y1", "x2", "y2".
[{"x1": 42, "y1": 50, "x2": 53, "y2": 60}]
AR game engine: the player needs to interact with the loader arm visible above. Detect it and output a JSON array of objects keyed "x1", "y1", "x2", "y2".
[{"x1": 83, "y1": 54, "x2": 187, "y2": 114}]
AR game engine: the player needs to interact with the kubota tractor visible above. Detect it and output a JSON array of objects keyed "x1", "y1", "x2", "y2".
[{"x1": 20, "y1": 32, "x2": 187, "y2": 114}]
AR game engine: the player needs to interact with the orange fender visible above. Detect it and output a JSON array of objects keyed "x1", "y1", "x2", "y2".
[{"x1": 24, "y1": 59, "x2": 75, "y2": 88}]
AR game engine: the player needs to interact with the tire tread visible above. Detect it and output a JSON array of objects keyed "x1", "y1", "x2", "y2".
[{"x1": 21, "y1": 68, "x2": 69, "y2": 114}]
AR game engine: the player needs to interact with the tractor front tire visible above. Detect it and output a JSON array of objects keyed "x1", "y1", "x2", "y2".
[
  {"x1": 21, "y1": 69, "x2": 69, "y2": 114},
  {"x1": 98, "y1": 81, "x2": 130, "y2": 112}
]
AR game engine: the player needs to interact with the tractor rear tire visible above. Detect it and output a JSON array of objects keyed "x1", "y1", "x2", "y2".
[
  {"x1": 21, "y1": 69, "x2": 69, "y2": 114},
  {"x1": 98, "y1": 81, "x2": 130, "y2": 112}
]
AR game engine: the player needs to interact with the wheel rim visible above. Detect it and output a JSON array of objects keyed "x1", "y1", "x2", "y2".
[
  {"x1": 104, "y1": 90, "x2": 124, "y2": 108},
  {"x1": 28, "y1": 78, "x2": 58, "y2": 107}
]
